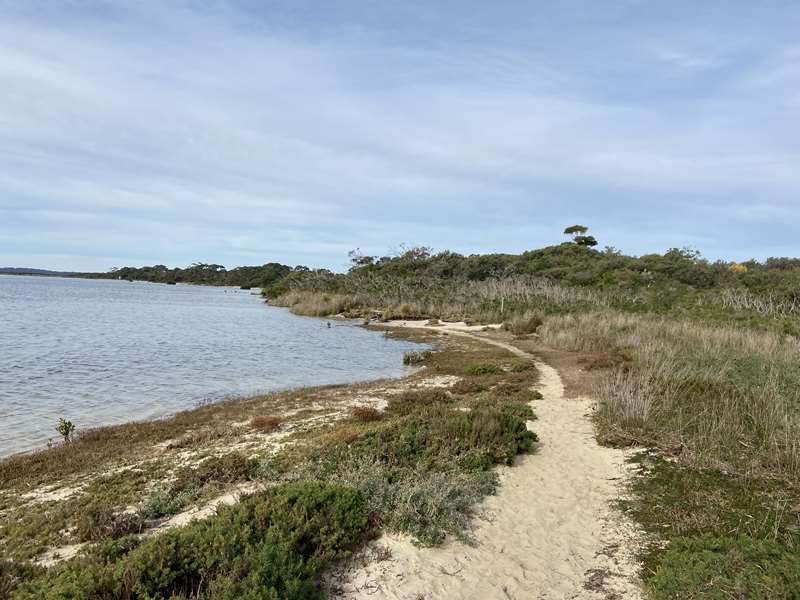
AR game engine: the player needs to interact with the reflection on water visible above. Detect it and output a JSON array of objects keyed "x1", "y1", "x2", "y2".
[{"x1": 0, "y1": 275, "x2": 425, "y2": 456}]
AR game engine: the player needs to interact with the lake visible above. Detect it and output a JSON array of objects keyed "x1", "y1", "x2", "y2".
[{"x1": 0, "y1": 275, "x2": 425, "y2": 457}]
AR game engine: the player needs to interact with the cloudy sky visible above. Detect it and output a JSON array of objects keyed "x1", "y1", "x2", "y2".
[{"x1": 1, "y1": 1, "x2": 798, "y2": 271}]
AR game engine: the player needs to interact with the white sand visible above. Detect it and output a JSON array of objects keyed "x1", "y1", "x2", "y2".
[{"x1": 335, "y1": 322, "x2": 642, "y2": 600}]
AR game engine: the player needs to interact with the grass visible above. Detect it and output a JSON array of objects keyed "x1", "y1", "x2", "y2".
[
  {"x1": 539, "y1": 311, "x2": 800, "y2": 480},
  {"x1": 533, "y1": 310, "x2": 800, "y2": 597},
  {"x1": 269, "y1": 290, "x2": 362, "y2": 317}
]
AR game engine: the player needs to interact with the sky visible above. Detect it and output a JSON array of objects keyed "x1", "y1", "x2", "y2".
[{"x1": 1, "y1": 1, "x2": 798, "y2": 272}]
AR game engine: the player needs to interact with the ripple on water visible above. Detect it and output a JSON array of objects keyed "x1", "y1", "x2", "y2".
[{"x1": 0, "y1": 276, "x2": 427, "y2": 456}]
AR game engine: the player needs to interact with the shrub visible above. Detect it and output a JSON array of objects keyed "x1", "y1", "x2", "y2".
[
  {"x1": 403, "y1": 351, "x2": 433, "y2": 365},
  {"x1": 386, "y1": 388, "x2": 450, "y2": 415},
  {"x1": 510, "y1": 361, "x2": 534, "y2": 373},
  {"x1": 464, "y1": 363, "x2": 501, "y2": 376},
  {"x1": 277, "y1": 402, "x2": 538, "y2": 546},
  {"x1": 55, "y1": 418, "x2": 75, "y2": 443},
  {"x1": 74, "y1": 503, "x2": 143, "y2": 542},
  {"x1": 13, "y1": 483, "x2": 370, "y2": 600},
  {"x1": 503, "y1": 311, "x2": 544, "y2": 335},
  {"x1": 171, "y1": 452, "x2": 254, "y2": 496},
  {"x1": 0, "y1": 560, "x2": 42, "y2": 599},
  {"x1": 450, "y1": 379, "x2": 489, "y2": 395},
  {"x1": 251, "y1": 415, "x2": 282, "y2": 433},
  {"x1": 139, "y1": 486, "x2": 198, "y2": 520},
  {"x1": 351, "y1": 407, "x2": 383, "y2": 422},
  {"x1": 138, "y1": 453, "x2": 257, "y2": 520}
]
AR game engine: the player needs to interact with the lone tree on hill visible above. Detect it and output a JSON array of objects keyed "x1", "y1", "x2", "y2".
[{"x1": 563, "y1": 224, "x2": 598, "y2": 247}]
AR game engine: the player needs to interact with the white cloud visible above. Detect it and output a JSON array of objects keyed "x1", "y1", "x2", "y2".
[{"x1": 0, "y1": 1, "x2": 798, "y2": 270}]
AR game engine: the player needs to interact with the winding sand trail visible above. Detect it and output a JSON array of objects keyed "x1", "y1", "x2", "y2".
[{"x1": 336, "y1": 321, "x2": 642, "y2": 600}]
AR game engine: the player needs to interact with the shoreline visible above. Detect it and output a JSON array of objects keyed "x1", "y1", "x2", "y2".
[{"x1": 1, "y1": 320, "x2": 645, "y2": 599}]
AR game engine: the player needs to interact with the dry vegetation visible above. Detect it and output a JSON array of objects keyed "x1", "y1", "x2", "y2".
[{"x1": 539, "y1": 311, "x2": 800, "y2": 479}]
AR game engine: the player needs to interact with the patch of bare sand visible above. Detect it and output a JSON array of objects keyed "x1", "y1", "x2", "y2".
[{"x1": 332, "y1": 322, "x2": 642, "y2": 600}]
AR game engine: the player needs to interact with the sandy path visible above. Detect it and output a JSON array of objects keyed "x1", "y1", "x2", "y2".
[{"x1": 335, "y1": 321, "x2": 642, "y2": 600}]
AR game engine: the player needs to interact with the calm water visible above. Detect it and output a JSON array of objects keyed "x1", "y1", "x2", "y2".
[{"x1": 0, "y1": 275, "x2": 424, "y2": 457}]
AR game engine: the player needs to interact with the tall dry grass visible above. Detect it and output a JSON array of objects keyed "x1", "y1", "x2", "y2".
[
  {"x1": 540, "y1": 312, "x2": 800, "y2": 478},
  {"x1": 269, "y1": 290, "x2": 361, "y2": 317},
  {"x1": 272, "y1": 274, "x2": 614, "y2": 322},
  {"x1": 713, "y1": 288, "x2": 800, "y2": 317}
]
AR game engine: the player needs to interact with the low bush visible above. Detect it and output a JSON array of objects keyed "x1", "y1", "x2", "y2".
[
  {"x1": 12, "y1": 482, "x2": 370, "y2": 600},
  {"x1": 450, "y1": 378, "x2": 489, "y2": 395},
  {"x1": 278, "y1": 401, "x2": 537, "y2": 545},
  {"x1": 170, "y1": 452, "x2": 255, "y2": 496},
  {"x1": 509, "y1": 361, "x2": 534, "y2": 373},
  {"x1": 251, "y1": 415, "x2": 282, "y2": 433},
  {"x1": 464, "y1": 363, "x2": 501, "y2": 376},
  {"x1": 140, "y1": 453, "x2": 256, "y2": 520},
  {"x1": 386, "y1": 388, "x2": 450, "y2": 415},
  {"x1": 138, "y1": 486, "x2": 197, "y2": 520},
  {"x1": 503, "y1": 311, "x2": 544, "y2": 335},
  {"x1": 74, "y1": 503, "x2": 143, "y2": 542},
  {"x1": 351, "y1": 407, "x2": 383, "y2": 422},
  {"x1": 622, "y1": 453, "x2": 800, "y2": 599},
  {"x1": 0, "y1": 560, "x2": 42, "y2": 600}
]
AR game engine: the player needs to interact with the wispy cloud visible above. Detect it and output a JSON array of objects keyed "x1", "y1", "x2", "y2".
[{"x1": 0, "y1": 1, "x2": 798, "y2": 270}]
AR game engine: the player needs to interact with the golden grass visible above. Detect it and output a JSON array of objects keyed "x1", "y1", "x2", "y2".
[{"x1": 540, "y1": 311, "x2": 800, "y2": 479}]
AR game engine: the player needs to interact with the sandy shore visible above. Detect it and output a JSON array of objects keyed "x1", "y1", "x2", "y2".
[{"x1": 332, "y1": 321, "x2": 642, "y2": 600}]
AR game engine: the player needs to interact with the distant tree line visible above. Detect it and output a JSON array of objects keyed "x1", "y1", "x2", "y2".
[{"x1": 79, "y1": 262, "x2": 298, "y2": 289}]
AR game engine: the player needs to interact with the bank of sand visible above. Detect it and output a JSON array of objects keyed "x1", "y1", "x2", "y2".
[{"x1": 333, "y1": 321, "x2": 643, "y2": 600}]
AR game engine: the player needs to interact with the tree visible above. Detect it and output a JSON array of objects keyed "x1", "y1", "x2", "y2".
[
  {"x1": 563, "y1": 224, "x2": 588, "y2": 237},
  {"x1": 563, "y1": 225, "x2": 597, "y2": 247},
  {"x1": 574, "y1": 235, "x2": 598, "y2": 247}
]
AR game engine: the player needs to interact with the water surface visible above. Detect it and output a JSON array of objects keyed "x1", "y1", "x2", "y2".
[{"x1": 0, "y1": 275, "x2": 424, "y2": 456}]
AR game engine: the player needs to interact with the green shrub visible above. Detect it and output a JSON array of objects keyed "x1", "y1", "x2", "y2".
[
  {"x1": 464, "y1": 363, "x2": 501, "y2": 376},
  {"x1": 510, "y1": 361, "x2": 534, "y2": 373},
  {"x1": 55, "y1": 418, "x2": 75, "y2": 443},
  {"x1": 0, "y1": 560, "x2": 42, "y2": 599},
  {"x1": 139, "y1": 486, "x2": 197, "y2": 520},
  {"x1": 12, "y1": 482, "x2": 370, "y2": 600},
  {"x1": 277, "y1": 402, "x2": 537, "y2": 546},
  {"x1": 649, "y1": 535, "x2": 800, "y2": 599}
]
